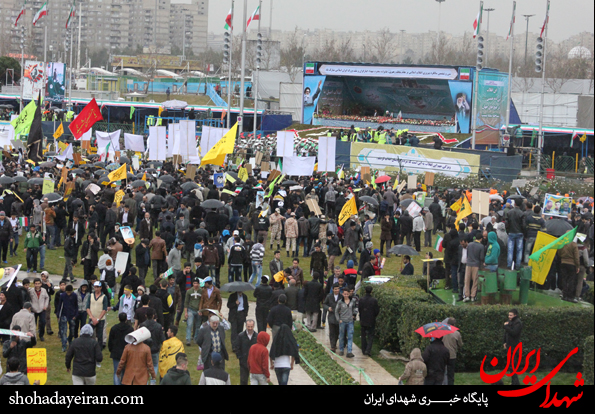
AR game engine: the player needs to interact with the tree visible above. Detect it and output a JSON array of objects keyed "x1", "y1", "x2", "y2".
[
  {"x1": 312, "y1": 37, "x2": 356, "y2": 62},
  {"x1": 0, "y1": 57, "x2": 21, "y2": 86},
  {"x1": 280, "y1": 27, "x2": 306, "y2": 83},
  {"x1": 370, "y1": 28, "x2": 395, "y2": 64}
]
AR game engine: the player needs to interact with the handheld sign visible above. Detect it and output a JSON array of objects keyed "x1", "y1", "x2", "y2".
[{"x1": 27, "y1": 348, "x2": 47, "y2": 385}]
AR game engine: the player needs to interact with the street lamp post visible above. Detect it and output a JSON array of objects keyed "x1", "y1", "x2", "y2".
[
  {"x1": 238, "y1": 0, "x2": 248, "y2": 135},
  {"x1": 523, "y1": 14, "x2": 536, "y2": 66},
  {"x1": 484, "y1": 8, "x2": 495, "y2": 68},
  {"x1": 436, "y1": 0, "x2": 445, "y2": 45}
]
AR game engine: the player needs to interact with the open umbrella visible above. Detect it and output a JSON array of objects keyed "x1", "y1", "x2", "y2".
[
  {"x1": 159, "y1": 175, "x2": 175, "y2": 183},
  {"x1": 489, "y1": 194, "x2": 504, "y2": 202},
  {"x1": 94, "y1": 161, "x2": 106, "y2": 168},
  {"x1": 507, "y1": 195, "x2": 525, "y2": 205},
  {"x1": 106, "y1": 163, "x2": 120, "y2": 171},
  {"x1": 12, "y1": 176, "x2": 28, "y2": 183},
  {"x1": 146, "y1": 161, "x2": 163, "y2": 168},
  {"x1": 126, "y1": 172, "x2": 136, "y2": 180},
  {"x1": 220, "y1": 281, "x2": 255, "y2": 292},
  {"x1": 387, "y1": 245, "x2": 419, "y2": 256},
  {"x1": 282, "y1": 180, "x2": 298, "y2": 186},
  {"x1": 93, "y1": 170, "x2": 107, "y2": 177},
  {"x1": 71, "y1": 168, "x2": 85, "y2": 175},
  {"x1": 130, "y1": 180, "x2": 147, "y2": 188},
  {"x1": 545, "y1": 219, "x2": 573, "y2": 237},
  {"x1": 28, "y1": 177, "x2": 44, "y2": 185},
  {"x1": 201, "y1": 199, "x2": 224, "y2": 209},
  {"x1": 119, "y1": 156, "x2": 131, "y2": 165},
  {"x1": 415, "y1": 322, "x2": 459, "y2": 339},
  {"x1": 400, "y1": 199, "x2": 416, "y2": 209},
  {"x1": 0, "y1": 176, "x2": 15, "y2": 185},
  {"x1": 39, "y1": 161, "x2": 56, "y2": 168},
  {"x1": 143, "y1": 168, "x2": 157, "y2": 174},
  {"x1": 181, "y1": 182, "x2": 199, "y2": 191},
  {"x1": 44, "y1": 151, "x2": 57, "y2": 157},
  {"x1": 163, "y1": 100, "x2": 188, "y2": 110},
  {"x1": 359, "y1": 196, "x2": 379, "y2": 206},
  {"x1": 44, "y1": 192, "x2": 63, "y2": 203},
  {"x1": 375, "y1": 175, "x2": 391, "y2": 184}
]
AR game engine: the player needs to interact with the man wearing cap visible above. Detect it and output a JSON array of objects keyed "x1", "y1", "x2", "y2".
[
  {"x1": 195, "y1": 315, "x2": 229, "y2": 370},
  {"x1": 0, "y1": 210, "x2": 14, "y2": 263},
  {"x1": 198, "y1": 351, "x2": 230, "y2": 385},
  {"x1": 198, "y1": 277, "x2": 222, "y2": 324},
  {"x1": 269, "y1": 209, "x2": 284, "y2": 251},
  {"x1": 86, "y1": 281, "x2": 109, "y2": 348}
]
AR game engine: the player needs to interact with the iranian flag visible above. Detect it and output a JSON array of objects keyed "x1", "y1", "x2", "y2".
[
  {"x1": 99, "y1": 141, "x2": 111, "y2": 162},
  {"x1": 539, "y1": 1, "x2": 550, "y2": 38},
  {"x1": 14, "y1": 0, "x2": 26, "y2": 27},
  {"x1": 32, "y1": 2, "x2": 48, "y2": 26},
  {"x1": 246, "y1": 5, "x2": 260, "y2": 30},
  {"x1": 570, "y1": 131, "x2": 578, "y2": 147},
  {"x1": 66, "y1": 1, "x2": 76, "y2": 29},
  {"x1": 19, "y1": 217, "x2": 28, "y2": 227},
  {"x1": 506, "y1": 1, "x2": 516, "y2": 41},
  {"x1": 224, "y1": 6, "x2": 233, "y2": 31},
  {"x1": 473, "y1": 3, "x2": 483, "y2": 38},
  {"x1": 434, "y1": 236, "x2": 444, "y2": 253},
  {"x1": 305, "y1": 63, "x2": 315, "y2": 74}
]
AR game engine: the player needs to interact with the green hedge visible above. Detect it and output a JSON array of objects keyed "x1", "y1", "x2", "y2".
[
  {"x1": 585, "y1": 336, "x2": 594, "y2": 385},
  {"x1": 584, "y1": 281, "x2": 594, "y2": 305},
  {"x1": 374, "y1": 279, "x2": 594, "y2": 372}
]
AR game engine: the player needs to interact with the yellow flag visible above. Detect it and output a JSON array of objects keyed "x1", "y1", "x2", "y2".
[
  {"x1": 141, "y1": 172, "x2": 147, "y2": 181},
  {"x1": 338, "y1": 196, "x2": 357, "y2": 226},
  {"x1": 238, "y1": 167, "x2": 248, "y2": 182},
  {"x1": 450, "y1": 197, "x2": 463, "y2": 213},
  {"x1": 53, "y1": 122, "x2": 64, "y2": 139},
  {"x1": 313, "y1": 163, "x2": 318, "y2": 172},
  {"x1": 158, "y1": 107, "x2": 164, "y2": 117},
  {"x1": 108, "y1": 164, "x2": 127, "y2": 183},
  {"x1": 42, "y1": 178, "x2": 54, "y2": 195},
  {"x1": 226, "y1": 173, "x2": 236, "y2": 183},
  {"x1": 114, "y1": 190, "x2": 125, "y2": 207},
  {"x1": 201, "y1": 122, "x2": 238, "y2": 167},
  {"x1": 528, "y1": 231, "x2": 558, "y2": 285},
  {"x1": 455, "y1": 196, "x2": 471, "y2": 230},
  {"x1": 58, "y1": 141, "x2": 68, "y2": 152}
]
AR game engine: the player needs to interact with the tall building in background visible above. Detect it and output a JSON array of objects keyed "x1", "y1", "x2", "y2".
[{"x1": 0, "y1": 0, "x2": 208, "y2": 59}]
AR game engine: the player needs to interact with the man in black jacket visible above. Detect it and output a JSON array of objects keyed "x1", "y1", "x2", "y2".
[
  {"x1": 135, "y1": 239, "x2": 150, "y2": 283},
  {"x1": 65, "y1": 323, "x2": 103, "y2": 384},
  {"x1": 421, "y1": 337, "x2": 450, "y2": 385},
  {"x1": 0, "y1": 210, "x2": 14, "y2": 263},
  {"x1": 429, "y1": 197, "x2": 443, "y2": 235},
  {"x1": 227, "y1": 291, "x2": 249, "y2": 354},
  {"x1": 266, "y1": 294, "x2": 292, "y2": 340},
  {"x1": 253, "y1": 275, "x2": 273, "y2": 333},
  {"x1": 503, "y1": 308, "x2": 523, "y2": 385},
  {"x1": 323, "y1": 284, "x2": 341, "y2": 352},
  {"x1": 359, "y1": 285, "x2": 380, "y2": 356},
  {"x1": 235, "y1": 319, "x2": 257, "y2": 385},
  {"x1": 107, "y1": 312, "x2": 134, "y2": 385},
  {"x1": 400, "y1": 210, "x2": 413, "y2": 246},
  {"x1": 140, "y1": 308, "x2": 165, "y2": 377},
  {"x1": 63, "y1": 229, "x2": 78, "y2": 282}
]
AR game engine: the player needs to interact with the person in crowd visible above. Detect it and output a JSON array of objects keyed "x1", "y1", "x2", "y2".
[
  {"x1": 503, "y1": 308, "x2": 523, "y2": 385},
  {"x1": 398, "y1": 348, "x2": 426, "y2": 385},
  {"x1": 65, "y1": 324, "x2": 103, "y2": 385},
  {"x1": 160, "y1": 353, "x2": 192, "y2": 385}
]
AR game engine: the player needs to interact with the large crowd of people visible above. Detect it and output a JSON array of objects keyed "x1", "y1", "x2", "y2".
[{"x1": 0, "y1": 142, "x2": 593, "y2": 386}]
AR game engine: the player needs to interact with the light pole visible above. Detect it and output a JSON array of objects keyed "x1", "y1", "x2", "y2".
[
  {"x1": 436, "y1": 0, "x2": 445, "y2": 45},
  {"x1": 484, "y1": 8, "x2": 495, "y2": 68},
  {"x1": 238, "y1": 0, "x2": 248, "y2": 135},
  {"x1": 19, "y1": 25, "x2": 25, "y2": 111},
  {"x1": 400, "y1": 30, "x2": 406, "y2": 63},
  {"x1": 523, "y1": 14, "x2": 535, "y2": 66}
]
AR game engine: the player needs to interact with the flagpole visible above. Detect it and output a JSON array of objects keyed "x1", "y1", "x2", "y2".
[
  {"x1": 68, "y1": 22, "x2": 74, "y2": 110},
  {"x1": 471, "y1": 1, "x2": 483, "y2": 150},
  {"x1": 238, "y1": 0, "x2": 248, "y2": 135},
  {"x1": 77, "y1": 1, "x2": 82, "y2": 71},
  {"x1": 536, "y1": 0, "x2": 549, "y2": 176},
  {"x1": 253, "y1": 0, "x2": 261, "y2": 142},
  {"x1": 226, "y1": 0, "x2": 234, "y2": 129},
  {"x1": 505, "y1": 2, "x2": 515, "y2": 140}
]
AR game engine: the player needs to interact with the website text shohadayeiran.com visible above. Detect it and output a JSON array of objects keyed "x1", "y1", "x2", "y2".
[{"x1": 8, "y1": 392, "x2": 143, "y2": 408}]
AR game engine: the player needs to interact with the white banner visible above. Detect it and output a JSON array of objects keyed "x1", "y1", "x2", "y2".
[
  {"x1": 148, "y1": 126, "x2": 167, "y2": 161},
  {"x1": 124, "y1": 133, "x2": 145, "y2": 152},
  {"x1": 167, "y1": 123, "x2": 179, "y2": 158},
  {"x1": 276, "y1": 131, "x2": 294, "y2": 157},
  {"x1": 96, "y1": 130, "x2": 121, "y2": 154},
  {"x1": 81, "y1": 128, "x2": 92, "y2": 141},
  {"x1": 282, "y1": 156, "x2": 316, "y2": 176},
  {"x1": 317, "y1": 64, "x2": 459, "y2": 80},
  {"x1": 0, "y1": 122, "x2": 15, "y2": 148},
  {"x1": 406, "y1": 201, "x2": 422, "y2": 218},
  {"x1": 200, "y1": 126, "x2": 230, "y2": 157},
  {"x1": 317, "y1": 136, "x2": 336, "y2": 172},
  {"x1": 179, "y1": 120, "x2": 198, "y2": 160}
]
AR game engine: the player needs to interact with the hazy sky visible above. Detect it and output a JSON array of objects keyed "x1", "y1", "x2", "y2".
[{"x1": 208, "y1": 0, "x2": 594, "y2": 42}]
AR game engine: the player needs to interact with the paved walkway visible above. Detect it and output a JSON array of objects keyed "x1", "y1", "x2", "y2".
[{"x1": 302, "y1": 317, "x2": 399, "y2": 386}]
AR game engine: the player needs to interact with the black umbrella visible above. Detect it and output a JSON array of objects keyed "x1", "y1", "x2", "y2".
[
  {"x1": 201, "y1": 199, "x2": 224, "y2": 209},
  {"x1": 220, "y1": 281, "x2": 255, "y2": 292},
  {"x1": 507, "y1": 195, "x2": 526, "y2": 205},
  {"x1": 143, "y1": 168, "x2": 157, "y2": 174},
  {"x1": 39, "y1": 161, "x2": 56, "y2": 168},
  {"x1": 359, "y1": 196, "x2": 379, "y2": 206},
  {"x1": 181, "y1": 182, "x2": 199, "y2": 191},
  {"x1": 28, "y1": 177, "x2": 44, "y2": 185},
  {"x1": 12, "y1": 176, "x2": 28, "y2": 183},
  {"x1": 93, "y1": 170, "x2": 107, "y2": 177},
  {"x1": 82, "y1": 180, "x2": 92, "y2": 187},
  {"x1": 226, "y1": 171, "x2": 238, "y2": 180},
  {"x1": 44, "y1": 192, "x2": 63, "y2": 203},
  {"x1": 387, "y1": 245, "x2": 419, "y2": 256},
  {"x1": 0, "y1": 104, "x2": 14, "y2": 109},
  {"x1": 120, "y1": 156, "x2": 131, "y2": 165},
  {"x1": 71, "y1": 168, "x2": 85, "y2": 175},
  {"x1": 44, "y1": 151, "x2": 57, "y2": 157},
  {"x1": 400, "y1": 199, "x2": 416, "y2": 209},
  {"x1": 159, "y1": 175, "x2": 175, "y2": 183},
  {"x1": 127, "y1": 173, "x2": 136, "y2": 180},
  {"x1": 0, "y1": 176, "x2": 15, "y2": 185},
  {"x1": 282, "y1": 180, "x2": 298, "y2": 186},
  {"x1": 545, "y1": 219, "x2": 573, "y2": 237},
  {"x1": 131, "y1": 180, "x2": 147, "y2": 188},
  {"x1": 146, "y1": 161, "x2": 163, "y2": 168},
  {"x1": 94, "y1": 161, "x2": 106, "y2": 168}
]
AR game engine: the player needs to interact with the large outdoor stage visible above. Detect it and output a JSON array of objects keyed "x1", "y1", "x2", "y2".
[{"x1": 302, "y1": 62, "x2": 515, "y2": 139}]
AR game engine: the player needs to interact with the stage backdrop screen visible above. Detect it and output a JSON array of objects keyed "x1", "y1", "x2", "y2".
[{"x1": 45, "y1": 62, "x2": 66, "y2": 103}]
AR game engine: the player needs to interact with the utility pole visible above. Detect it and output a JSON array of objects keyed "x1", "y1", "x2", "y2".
[
  {"x1": 253, "y1": 0, "x2": 262, "y2": 140},
  {"x1": 19, "y1": 24, "x2": 25, "y2": 111},
  {"x1": 484, "y1": 8, "x2": 495, "y2": 68},
  {"x1": 68, "y1": 26, "x2": 74, "y2": 109},
  {"x1": 536, "y1": 1, "x2": 550, "y2": 175},
  {"x1": 436, "y1": 0, "x2": 445, "y2": 46},
  {"x1": 269, "y1": 0, "x2": 273, "y2": 38},
  {"x1": 523, "y1": 14, "x2": 535, "y2": 65},
  {"x1": 238, "y1": 0, "x2": 247, "y2": 135},
  {"x1": 505, "y1": 2, "x2": 516, "y2": 135},
  {"x1": 77, "y1": 1, "x2": 82, "y2": 71}
]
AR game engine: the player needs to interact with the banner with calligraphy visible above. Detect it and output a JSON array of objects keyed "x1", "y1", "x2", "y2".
[
  {"x1": 68, "y1": 98, "x2": 103, "y2": 139},
  {"x1": 26, "y1": 348, "x2": 47, "y2": 385}
]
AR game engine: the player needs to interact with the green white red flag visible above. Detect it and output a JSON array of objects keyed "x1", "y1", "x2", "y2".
[
  {"x1": 224, "y1": 7, "x2": 233, "y2": 31},
  {"x1": 434, "y1": 236, "x2": 444, "y2": 253},
  {"x1": 540, "y1": 1, "x2": 550, "y2": 38},
  {"x1": 14, "y1": 0, "x2": 26, "y2": 27},
  {"x1": 473, "y1": 2, "x2": 483, "y2": 38},
  {"x1": 66, "y1": 1, "x2": 76, "y2": 29},
  {"x1": 246, "y1": 5, "x2": 260, "y2": 30},
  {"x1": 506, "y1": 2, "x2": 516, "y2": 41},
  {"x1": 33, "y1": 1, "x2": 48, "y2": 26}
]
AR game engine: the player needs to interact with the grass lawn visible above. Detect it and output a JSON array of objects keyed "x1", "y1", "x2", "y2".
[{"x1": 352, "y1": 322, "x2": 579, "y2": 386}]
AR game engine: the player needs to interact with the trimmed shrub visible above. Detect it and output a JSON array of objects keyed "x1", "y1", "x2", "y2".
[
  {"x1": 584, "y1": 336, "x2": 594, "y2": 385},
  {"x1": 584, "y1": 281, "x2": 594, "y2": 305},
  {"x1": 374, "y1": 279, "x2": 594, "y2": 372}
]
